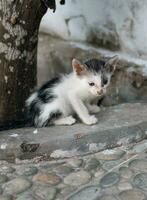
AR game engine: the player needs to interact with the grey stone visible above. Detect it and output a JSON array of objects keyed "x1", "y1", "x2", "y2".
[
  {"x1": 95, "y1": 149, "x2": 125, "y2": 161},
  {"x1": 33, "y1": 186, "x2": 56, "y2": 200},
  {"x1": 0, "y1": 175, "x2": 8, "y2": 184},
  {"x1": 16, "y1": 194, "x2": 36, "y2": 200},
  {"x1": 119, "y1": 189, "x2": 145, "y2": 200},
  {"x1": 67, "y1": 158, "x2": 83, "y2": 168},
  {"x1": 119, "y1": 167, "x2": 132, "y2": 178},
  {"x1": 64, "y1": 170, "x2": 91, "y2": 186},
  {"x1": 85, "y1": 158, "x2": 100, "y2": 171},
  {"x1": 94, "y1": 169, "x2": 105, "y2": 179},
  {"x1": 102, "y1": 160, "x2": 122, "y2": 171},
  {"x1": 129, "y1": 140, "x2": 147, "y2": 153},
  {"x1": 0, "y1": 188, "x2": 3, "y2": 194},
  {"x1": 118, "y1": 182, "x2": 132, "y2": 191},
  {"x1": 54, "y1": 165, "x2": 73, "y2": 177},
  {"x1": 68, "y1": 186, "x2": 101, "y2": 200},
  {"x1": 33, "y1": 172, "x2": 61, "y2": 186},
  {"x1": 97, "y1": 196, "x2": 117, "y2": 200},
  {"x1": 133, "y1": 173, "x2": 147, "y2": 191},
  {"x1": 104, "y1": 186, "x2": 119, "y2": 195},
  {"x1": 100, "y1": 172, "x2": 120, "y2": 188},
  {"x1": 60, "y1": 186, "x2": 76, "y2": 197},
  {"x1": 0, "y1": 166, "x2": 15, "y2": 174},
  {"x1": 129, "y1": 159, "x2": 147, "y2": 171},
  {"x1": 16, "y1": 166, "x2": 38, "y2": 176},
  {"x1": 0, "y1": 195, "x2": 13, "y2": 200},
  {"x1": 3, "y1": 178, "x2": 32, "y2": 195}
]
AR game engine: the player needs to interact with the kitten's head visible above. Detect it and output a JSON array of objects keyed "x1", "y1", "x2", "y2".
[{"x1": 72, "y1": 56, "x2": 118, "y2": 96}]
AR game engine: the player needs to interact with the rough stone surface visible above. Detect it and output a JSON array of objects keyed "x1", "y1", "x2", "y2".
[
  {"x1": 133, "y1": 173, "x2": 147, "y2": 191},
  {"x1": 64, "y1": 171, "x2": 91, "y2": 186},
  {"x1": 119, "y1": 167, "x2": 132, "y2": 179},
  {"x1": 0, "y1": 175, "x2": 8, "y2": 184},
  {"x1": 94, "y1": 169, "x2": 105, "y2": 179},
  {"x1": 33, "y1": 173, "x2": 61, "y2": 186},
  {"x1": 118, "y1": 182, "x2": 132, "y2": 191},
  {"x1": 98, "y1": 196, "x2": 117, "y2": 200},
  {"x1": 102, "y1": 160, "x2": 122, "y2": 171},
  {"x1": 0, "y1": 103, "x2": 147, "y2": 161},
  {"x1": 33, "y1": 186, "x2": 57, "y2": 200},
  {"x1": 67, "y1": 158, "x2": 83, "y2": 168},
  {"x1": 68, "y1": 186, "x2": 100, "y2": 200},
  {"x1": 16, "y1": 194, "x2": 36, "y2": 200},
  {"x1": 129, "y1": 159, "x2": 147, "y2": 171},
  {"x1": 0, "y1": 167, "x2": 15, "y2": 174},
  {"x1": 119, "y1": 189, "x2": 146, "y2": 200},
  {"x1": 95, "y1": 149, "x2": 125, "y2": 161},
  {"x1": 0, "y1": 140, "x2": 146, "y2": 199},
  {"x1": 0, "y1": 195, "x2": 13, "y2": 200},
  {"x1": 3, "y1": 178, "x2": 32, "y2": 195},
  {"x1": 0, "y1": 187, "x2": 3, "y2": 194},
  {"x1": 54, "y1": 165, "x2": 73, "y2": 177},
  {"x1": 16, "y1": 166, "x2": 38, "y2": 176},
  {"x1": 84, "y1": 158, "x2": 100, "y2": 171},
  {"x1": 100, "y1": 172, "x2": 120, "y2": 188}
]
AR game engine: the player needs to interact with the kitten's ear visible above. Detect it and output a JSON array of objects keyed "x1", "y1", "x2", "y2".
[
  {"x1": 105, "y1": 55, "x2": 119, "y2": 74},
  {"x1": 72, "y1": 58, "x2": 86, "y2": 76}
]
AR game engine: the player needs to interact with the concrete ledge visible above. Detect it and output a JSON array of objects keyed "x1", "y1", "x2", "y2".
[{"x1": 0, "y1": 103, "x2": 147, "y2": 161}]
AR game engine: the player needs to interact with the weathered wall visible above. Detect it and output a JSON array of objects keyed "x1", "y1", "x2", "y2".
[
  {"x1": 40, "y1": 0, "x2": 147, "y2": 58},
  {"x1": 38, "y1": 33, "x2": 147, "y2": 106}
]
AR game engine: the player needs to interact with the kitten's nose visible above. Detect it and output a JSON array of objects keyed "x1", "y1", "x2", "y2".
[{"x1": 97, "y1": 89, "x2": 103, "y2": 95}]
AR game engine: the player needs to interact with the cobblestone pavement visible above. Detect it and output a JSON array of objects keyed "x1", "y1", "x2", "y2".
[{"x1": 0, "y1": 140, "x2": 147, "y2": 200}]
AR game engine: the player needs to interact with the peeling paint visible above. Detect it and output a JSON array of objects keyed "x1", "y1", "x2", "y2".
[
  {"x1": 3, "y1": 33, "x2": 10, "y2": 40},
  {"x1": 4, "y1": 75, "x2": 8, "y2": 83},
  {"x1": 0, "y1": 42, "x2": 21, "y2": 60},
  {"x1": 9, "y1": 66, "x2": 14, "y2": 72},
  {"x1": 0, "y1": 143, "x2": 7, "y2": 149}
]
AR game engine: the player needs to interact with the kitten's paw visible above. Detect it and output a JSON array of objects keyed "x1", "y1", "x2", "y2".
[
  {"x1": 54, "y1": 116, "x2": 76, "y2": 125},
  {"x1": 66, "y1": 116, "x2": 76, "y2": 125},
  {"x1": 83, "y1": 115, "x2": 98, "y2": 125},
  {"x1": 89, "y1": 105, "x2": 100, "y2": 114}
]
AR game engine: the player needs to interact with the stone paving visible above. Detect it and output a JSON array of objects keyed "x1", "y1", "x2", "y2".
[{"x1": 0, "y1": 140, "x2": 146, "y2": 200}]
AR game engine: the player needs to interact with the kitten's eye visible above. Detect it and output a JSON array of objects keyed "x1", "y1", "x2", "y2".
[
  {"x1": 89, "y1": 82, "x2": 95, "y2": 86},
  {"x1": 103, "y1": 79, "x2": 108, "y2": 85}
]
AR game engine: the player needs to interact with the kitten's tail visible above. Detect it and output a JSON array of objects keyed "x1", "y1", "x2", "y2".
[
  {"x1": 26, "y1": 92, "x2": 62, "y2": 127},
  {"x1": 26, "y1": 92, "x2": 42, "y2": 127}
]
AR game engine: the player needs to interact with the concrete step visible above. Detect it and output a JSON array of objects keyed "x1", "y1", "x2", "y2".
[{"x1": 0, "y1": 103, "x2": 147, "y2": 162}]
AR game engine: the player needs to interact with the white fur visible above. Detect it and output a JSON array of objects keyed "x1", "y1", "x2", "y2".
[
  {"x1": 54, "y1": 116, "x2": 76, "y2": 125},
  {"x1": 27, "y1": 57, "x2": 118, "y2": 126},
  {"x1": 37, "y1": 72, "x2": 110, "y2": 125},
  {"x1": 26, "y1": 92, "x2": 37, "y2": 106}
]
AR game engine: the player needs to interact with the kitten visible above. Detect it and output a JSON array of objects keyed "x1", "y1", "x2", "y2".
[{"x1": 26, "y1": 56, "x2": 118, "y2": 127}]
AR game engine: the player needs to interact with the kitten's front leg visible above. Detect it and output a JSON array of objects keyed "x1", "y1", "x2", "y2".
[
  {"x1": 69, "y1": 94, "x2": 98, "y2": 125},
  {"x1": 86, "y1": 103, "x2": 100, "y2": 114}
]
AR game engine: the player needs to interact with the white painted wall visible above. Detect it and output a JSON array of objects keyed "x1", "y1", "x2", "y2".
[{"x1": 40, "y1": 0, "x2": 147, "y2": 58}]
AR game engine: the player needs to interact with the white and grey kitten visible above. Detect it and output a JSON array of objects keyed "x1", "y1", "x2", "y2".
[{"x1": 26, "y1": 56, "x2": 118, "y2": 127}]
